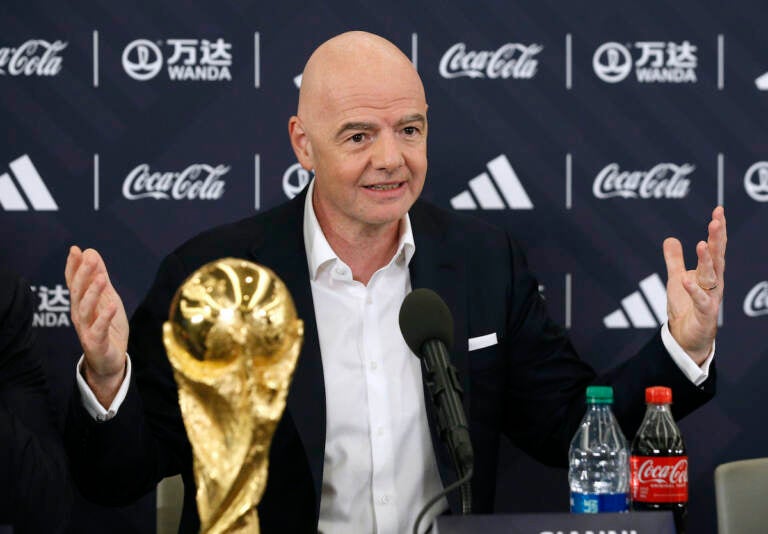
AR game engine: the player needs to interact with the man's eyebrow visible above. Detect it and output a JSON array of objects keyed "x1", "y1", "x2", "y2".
[
  {"x1": 335, "y1": 122, "x2": 375, "y2": 139},
  {"x1": 395, "y1": 114, "x2": 426, "y2": 127},
  {"x1": 334, "y1": 114, "x2": 427, "y2": 139}
]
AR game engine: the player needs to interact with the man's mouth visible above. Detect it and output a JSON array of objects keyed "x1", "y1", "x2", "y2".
[{"x1": 363, "y1": 182, "x2": 404, "y2": 191}]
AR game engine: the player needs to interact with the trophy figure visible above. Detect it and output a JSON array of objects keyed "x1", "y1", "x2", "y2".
[{"x1": 163, "y1": 258, "x2": 303, "y2": 533}]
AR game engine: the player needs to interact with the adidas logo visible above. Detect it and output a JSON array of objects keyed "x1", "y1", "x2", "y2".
[
  {"x1": 0, "y1": 155, "x2": 58, "y2": 211},
  {"x1": 450, "y1": 154, "x2": 533, "y2": 210},
  {"x1": 603, "y1": 273, "x2": 667, "y2": 328}
]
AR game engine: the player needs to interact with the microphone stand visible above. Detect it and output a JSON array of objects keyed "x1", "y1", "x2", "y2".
[
  {"x1": 412, "y1": 347, "x2": 474, "y2": 534},
  {"x1": 412, "y1": 466, "x2": 473, "y2": 534}
]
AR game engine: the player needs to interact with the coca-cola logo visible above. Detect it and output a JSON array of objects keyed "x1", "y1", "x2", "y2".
[
  {"x1": 636, "y1": 458, "x2": 688, "y2": 485},
  {"x1": 439, "y1": 42, "x2": 542, "y2": 80},
  {"x1": 744, "y1": 281, "x2": 768, "y2": 317},
  {"x1": 122, "y1": 163, "x2": 228, "y2": 200},
  {"x1": 744, "y1": 162, "x2": 768, "y2": 202},
  {"x1": 0, "y1": 39, "x2": 67, "y2": 76},
  {"x1": 593, "y1": 163, "x2": 693, "y2": 199}
]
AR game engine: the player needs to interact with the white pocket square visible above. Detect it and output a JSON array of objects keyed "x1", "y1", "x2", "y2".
[{"x1": 468, "y1": 332, "x2": 498, "y2": 351}]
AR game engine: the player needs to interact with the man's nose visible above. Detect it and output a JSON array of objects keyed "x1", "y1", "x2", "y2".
[{"x1": 371, "y1": 131, "x2": 405, "y2": 172}]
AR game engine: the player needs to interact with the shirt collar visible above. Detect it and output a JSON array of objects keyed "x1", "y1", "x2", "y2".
[{"x1": 302, "y1": 179, "x2": 416, "y2": 281}]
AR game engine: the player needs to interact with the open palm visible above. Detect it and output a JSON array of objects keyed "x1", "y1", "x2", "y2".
[
  {"x1": 65, "y1": 246, "x2": 129, "y2": 404},
  {"x1": 663, "y1": 207, "x2": 726, "y2": 365}
]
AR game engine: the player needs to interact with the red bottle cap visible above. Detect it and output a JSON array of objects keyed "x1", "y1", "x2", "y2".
[{"x1": 645, "y1": 386, "x2": 672, "y2": 404}]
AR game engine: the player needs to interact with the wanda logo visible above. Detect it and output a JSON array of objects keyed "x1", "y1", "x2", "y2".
[{"x1": 636, "y1": 458, "x2": 688, "y2": 485}]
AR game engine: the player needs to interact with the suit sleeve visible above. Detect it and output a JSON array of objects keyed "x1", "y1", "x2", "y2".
[
  {"x1": 497, "y1": 233, "x2": 715, "y2": 467},
  {"x1": 65, "y1": 253, "x2": 192, "y2": 505},
  {"x1": 0, "y1": 273, "x2": 72, "y2": 533}
]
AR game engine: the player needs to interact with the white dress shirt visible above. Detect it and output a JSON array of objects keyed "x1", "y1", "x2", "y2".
[{"x1": 302, "y1": 180, "x2": 446, "y2": 534}]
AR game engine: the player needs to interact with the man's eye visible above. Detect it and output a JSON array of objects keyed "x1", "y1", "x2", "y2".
[
  {"x1": 403, "y1": 126, "x2": 418, "y2": 136},
  {"x1": 350, "y1": 133, "x2": 365, "y2": 143}
]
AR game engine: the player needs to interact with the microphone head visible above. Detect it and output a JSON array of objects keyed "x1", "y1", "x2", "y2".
[{"x1": 398, "y1": 288, "x2": 454, "y2": 356}]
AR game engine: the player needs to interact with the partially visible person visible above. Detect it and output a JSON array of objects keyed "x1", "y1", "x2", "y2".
[{"x1": 0, "y1": 269, "x2": 71, "y2": 533}]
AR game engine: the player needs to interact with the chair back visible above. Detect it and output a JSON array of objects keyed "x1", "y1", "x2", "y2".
[
  {"x1": 715, "y1": 457, "x2": 768, "y2": 534},
  {"x1": 157, "y1": 474, "x2": 184, "y2": 534}
]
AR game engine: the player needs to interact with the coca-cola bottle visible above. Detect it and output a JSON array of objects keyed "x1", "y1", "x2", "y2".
[{"x1": 630, "y1": 386, "x2": 688, "y2": 533}]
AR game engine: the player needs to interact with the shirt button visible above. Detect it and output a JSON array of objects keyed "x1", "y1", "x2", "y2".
[
  {"x1": 334, "y1": 266, "x2": 346, "y2": 276},
  {"x1": 365, "y1": 295, "x2": 373, "y2": 304},
  {"x1": 377, "y1": 426, "x2": 384, "y2": 436},
  {"x1": 369, "y1": 361, "x2": 377, "y2": 370}
]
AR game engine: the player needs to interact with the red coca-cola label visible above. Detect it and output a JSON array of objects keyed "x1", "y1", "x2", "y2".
[{"x1": 630, "y1": 456, "x2": 688, "y2": 503}]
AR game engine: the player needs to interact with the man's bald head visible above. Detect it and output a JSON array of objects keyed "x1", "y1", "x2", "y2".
[
  {"x1": 287, "y1": 31, "x2": 429, "y2": 239},
  {"x1": 297, "y1": 31, "x2": 425, "y2": 125}
]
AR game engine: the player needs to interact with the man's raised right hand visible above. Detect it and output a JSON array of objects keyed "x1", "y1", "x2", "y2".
[{"x1": 65, "y1": 246, "x2": 129, "y2": 408}]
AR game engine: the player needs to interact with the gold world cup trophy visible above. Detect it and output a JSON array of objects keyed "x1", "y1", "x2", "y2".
[{"x1": 163, "y1": 258, "x2": 303, "y2": 534}]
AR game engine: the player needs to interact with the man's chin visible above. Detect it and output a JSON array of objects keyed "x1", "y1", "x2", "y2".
[
  {"x1": 358, "y1": 208, "x2": 409, "y2": 229},
  {"x1": 367, "y1": 198, "x2": 416, "y2": 222}
]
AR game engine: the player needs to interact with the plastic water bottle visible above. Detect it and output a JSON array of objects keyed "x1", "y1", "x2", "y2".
[
  {"x1": 630, "y1": 386, "x2": 688, "y2": 533},
  {"x1": 568, "y1": 385, "x2": 630, "y2": 513}
]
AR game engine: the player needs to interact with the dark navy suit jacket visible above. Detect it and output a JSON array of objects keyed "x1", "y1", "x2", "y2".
[
  {"x1": 0, "y1": 270, "x2": 71, "y2": 533},
  {"x1": 65, "y1": 189, "x2": 715, "y2": 533}
]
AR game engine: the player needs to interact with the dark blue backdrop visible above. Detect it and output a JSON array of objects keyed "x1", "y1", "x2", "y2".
[{"x1": 2, "y1": 1, "x2": 767, "y2": 532}]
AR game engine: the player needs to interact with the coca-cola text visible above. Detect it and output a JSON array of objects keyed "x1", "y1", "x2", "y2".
[
  {"x1": 631, "y1": 456, "x2": 688, "y2": 503},
  {"x1": 635, "y1": 458, "x2": 688, "y2": 485},
  {"x1": 744, "y1": 281, "x2": 768, "y2": 317},
  {"x1": 122, "y1": 163, "x2": 228, "y2": 200},
  {"x1": 0, "y1": 40, "x2": 67, "y2": 76},
  {"x1": 593, "y1": 163, "x2": 693, "y2": 199},
  {"x1": 439, "y1": 42, "x2": 541, "y2": 80}
]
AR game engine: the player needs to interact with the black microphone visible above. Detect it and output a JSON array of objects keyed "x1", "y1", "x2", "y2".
[{"x1": 399, "y1": 288, "x2": 474, "y2": 513}]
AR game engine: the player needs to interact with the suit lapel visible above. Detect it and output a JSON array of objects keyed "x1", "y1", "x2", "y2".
[
  {"x1": 409, "y1": 202, "x2": 470, "y2": 514},
  {"x1": 248, "y1": 190, "x2": 326, "y2": 513}
]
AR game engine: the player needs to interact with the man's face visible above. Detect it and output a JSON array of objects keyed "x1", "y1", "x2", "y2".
[{"x1": 292, "y1": 65, "x2": 428, "y2": 234}]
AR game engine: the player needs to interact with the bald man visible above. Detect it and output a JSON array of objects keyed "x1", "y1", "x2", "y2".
[{"x1": 64, "y1": 32, "x2": 725, "y2": 533}]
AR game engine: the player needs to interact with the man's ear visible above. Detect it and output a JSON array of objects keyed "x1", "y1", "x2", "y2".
[{"x1": 288, "y1": 116, "x2": 314, "y2": 170}]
